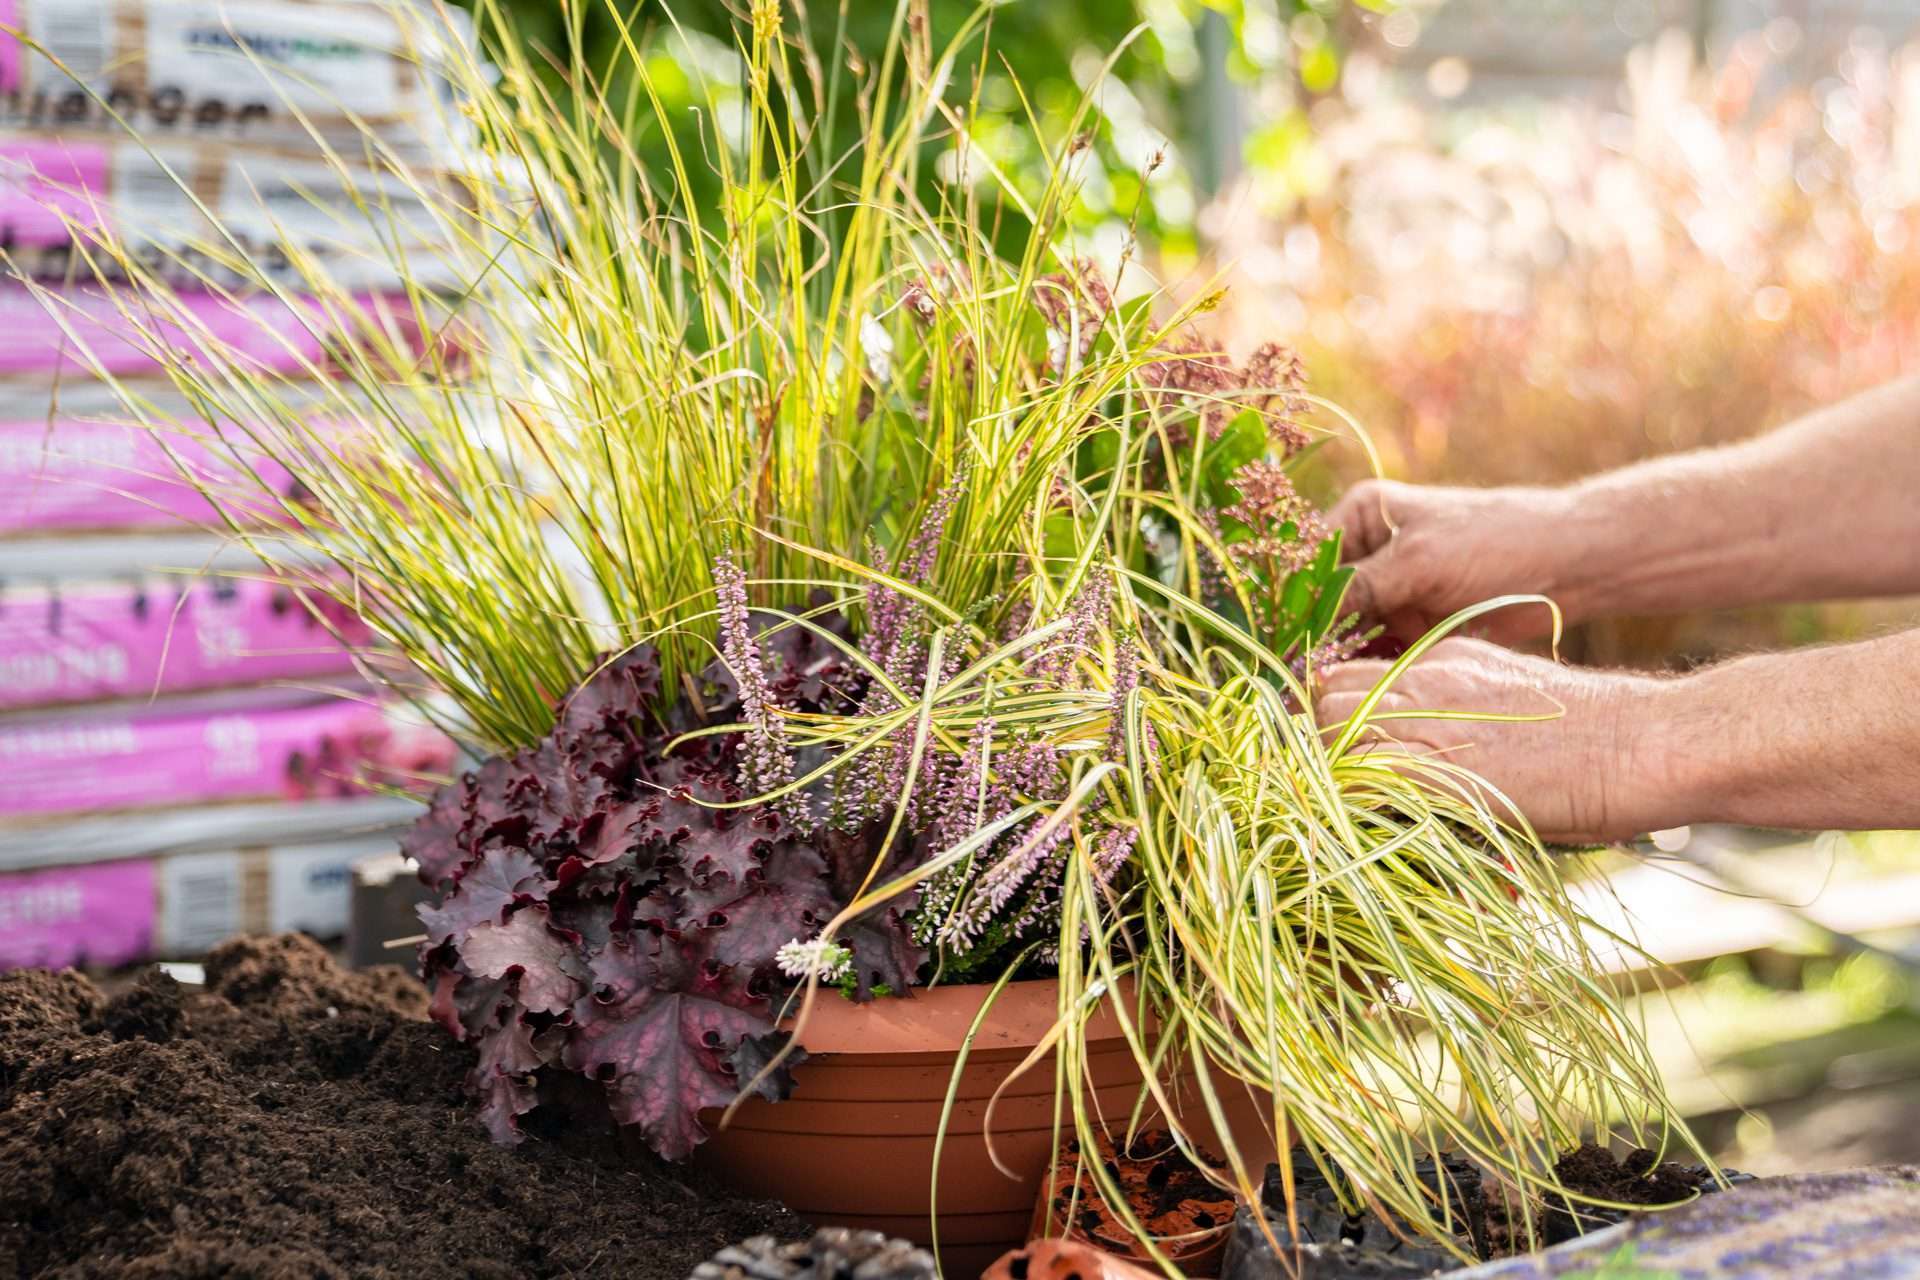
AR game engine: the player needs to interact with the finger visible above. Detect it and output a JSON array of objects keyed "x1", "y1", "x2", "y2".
[
  {"x1": 1314, "y1": 692, "x2": 1364, "y2": 726},
  {"x1": 1327, "y1": 481, "x2": 1395, "y2": 562},
  {"x1": 1460, "y1": 598, "x2": 1560, "y2": 646},
  {"x1": 1419, "y1": 635, "x2": 1500, "y2": 666},
  {"x1": 1331, "y1": 726, "x2": 1442, "y2": 767},
  {"x1": 1314, "y1": 689, "x2": 1411, "y2": 731},
  {"x1": 1344, "y1": 545, "x2": 1421, "y2": 636},
  {"x1": 1342, "y1": 561, "x2": 1378, "y2": 627},
  {"x1": 1315, "y1": 658, "x2": 1393, "y2": 695},
  {"x1": 1361, "y1": 744, "x2": 1527, "y2": 829}
]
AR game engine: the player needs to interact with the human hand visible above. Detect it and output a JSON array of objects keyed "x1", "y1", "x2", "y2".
[
  {"x1": 1314, "y1": 637, "x2": 1673, "y2": 844},
  {"x1": 1329, "y1": 479, "x2": 1576, "y2": 646}
]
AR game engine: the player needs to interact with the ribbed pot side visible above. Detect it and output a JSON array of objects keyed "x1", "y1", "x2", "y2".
[{"x1": 693, "y1": 980, "x2": 1267, "y2": 1276}]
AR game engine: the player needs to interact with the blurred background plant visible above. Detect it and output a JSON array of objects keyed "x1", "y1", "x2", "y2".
[
  {"x1": 13, "y1": 0, "x2": 1918, "y2": 1222},
  {"x1": 1204, "y1": 4, "x2": 1920, "y2": 666},
  {"x1": 453, "y1": 0, "x2": 1403, "y2": 267}
]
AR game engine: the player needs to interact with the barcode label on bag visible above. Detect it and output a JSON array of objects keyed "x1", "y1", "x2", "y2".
[
  {"x1": 35, "y1": 0, "x2": 111, "y2": 82},
  {"x1": 268, "y1": 841, "x2": 382, "y2": 938},
  {"x1": 159, "y1": 850, "x2": 244, "y2": 954},
  {"x1": 112, "y1": 142, "x2": 203, "y2": 224}
]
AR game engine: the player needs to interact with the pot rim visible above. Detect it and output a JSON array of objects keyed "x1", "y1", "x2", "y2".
[{"x1": 775, "y1": 976, "x2": 1135, "y2": 1055}]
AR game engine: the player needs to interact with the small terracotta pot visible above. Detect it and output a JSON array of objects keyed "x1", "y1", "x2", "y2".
[
  {"x1": 693, "y1": 979, "x2": 1266, "y2": 1276},
  {"x1": 1030, "y1": 1127, "x2": 1237, "y2": 1277},
  {"x1": 985, "y1": 1238, "x2": 1162, "y2": 1280}
]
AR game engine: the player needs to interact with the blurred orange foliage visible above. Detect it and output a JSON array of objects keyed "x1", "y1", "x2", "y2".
[{"x1": 1210, "y1": 27, "x2": 1920, "y2": 664}]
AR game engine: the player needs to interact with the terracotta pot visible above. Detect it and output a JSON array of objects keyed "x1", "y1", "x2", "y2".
[{"x1": 693, "y1": 979, "x2": 1266, "y2": 1276}]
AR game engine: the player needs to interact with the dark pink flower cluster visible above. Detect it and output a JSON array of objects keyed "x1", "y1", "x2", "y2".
[
  {"x1": 840, "y1": 473, "x2": 966, "y2": 827},
  {"x1": 1239, "y1": 341, "x2": 1311, "y2": 455},
  {"x1": 1223, "y1": 460, "x2": 1332, "y2": 577},
  {"x1": 1034, "y1": 258, "x2": 1115, "y2": 369},
  {"x1": 903, "y1": 572, "x2": 1141, "y2": 977},
  {"x1": 1145, "y1": 331, "x2": 1312, "y2": 453}
]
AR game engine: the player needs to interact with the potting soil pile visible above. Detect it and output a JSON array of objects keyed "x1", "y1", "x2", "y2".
[{"x1": 0, "y1": 933, "x2": 804, "y2": 1279}]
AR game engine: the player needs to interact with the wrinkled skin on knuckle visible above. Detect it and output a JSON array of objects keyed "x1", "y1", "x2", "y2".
[{"x1": 1331, "y1": 478, "x2": 1394, "y2": 553}]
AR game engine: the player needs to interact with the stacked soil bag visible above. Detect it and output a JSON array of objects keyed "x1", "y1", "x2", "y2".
[{"x1": 0, "y1": 0, "x2": 461, "y2": 970}]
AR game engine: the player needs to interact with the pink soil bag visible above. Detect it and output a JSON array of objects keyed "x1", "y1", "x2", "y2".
[
  {"x1": 0, "y1": 137, "x2": 109, "y2": 247},
  {"x1": 0, "y1": 576, "x2": 367, "y2": 711},
  {"x1": 0, "y1": 693, "x2": 452, "y2": 819},
  {"x1": 0, "y1": 858, "x2": 157, "y2": 970},
  {"x1": 0, "y1": 413, "x2": 304, "y2": 533},
  {"x1": 0, "y1": 282, "x2": 422, "y2": 379}
]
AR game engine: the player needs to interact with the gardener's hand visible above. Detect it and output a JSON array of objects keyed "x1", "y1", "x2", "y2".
[
  {"x1": 1314, "y1": 638, "x2": 1667, "y2": 844},
  {"x1": 1329, "y1": 480, "x2": 1575, "y2": 645}
]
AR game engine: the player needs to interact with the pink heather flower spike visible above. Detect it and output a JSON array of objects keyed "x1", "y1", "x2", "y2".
[
  {"x1": 1035, "y1": 570, "x2": 1109, "y2": 683},
  {"x1": 851, "y1": 470, "x2": 972, "y2": 827},
  {"x1": 775, "y1": 936, "x2": 852, "y2": 982},
  {"x1": 1091, "y1": 824, "x2": 1138, "y2": 890},
  {"x1": 1108, "y1": 636, "x2": 1140, "y2": 763},
  {"x1": 713, "y1": 552, "x2": 809, "y2": 830},
  {"x1": 901, "y1": 467, "x2": 968, "y2": 587}
]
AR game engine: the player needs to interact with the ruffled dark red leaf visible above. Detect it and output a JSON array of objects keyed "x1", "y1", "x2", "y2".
[
  {"x1": 459, "y1": 906, "x2": 588, "y2": 1016},
  {"x1": 838, "y1": 906, "x2": 928, "y2": 999},
  {"x1": 428, "y1": 965, "x2": 513, "y2": 1040},
  {"x1": 416, "y1": 847, "x2": 545, "y2": 945},
  {"x1": 556, "y1": 647, "x2": 662, "y2": 739},
  {"x1": 728, "y1": 1029, "x2": 808, "y2": 1103},
  {"x1": 470, "y1": 1007, "x2": 550, "y2": 1144},
  {"x1": 563, "y1": 935, "x2": 771, "y2": 1160},
  {"x1": 401, "y1": 781, "x2": 470, "y2": 888}
]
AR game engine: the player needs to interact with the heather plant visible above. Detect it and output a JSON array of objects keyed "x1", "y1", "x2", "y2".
[{"x1": 34, "y1": 0, "x2": 1710, "y2": 1267}]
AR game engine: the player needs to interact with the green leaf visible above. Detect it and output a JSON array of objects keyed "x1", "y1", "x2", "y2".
[
  {"x1": 1203, "y1": 407, "x2": 1268, "y2": 507},
  {"x1": 1042, "y1": 511, "x2": 1083, "y2": 565},
  {"x1": 1117, "y1": 294, "x2": 1157, "y2": 339},
  {"x1": 1078, "y1": 428, "x2": 1120, "y2": 482},
  {"x1": 1306, "y1": 564, "x2": 1354, "y2": 640},
  {"x1": 1312, "y1": 531, "x2": 1340, "y2": 575},
  {"x1": 1280, "y1": 566, "x2": 1316, "y2": 622}
]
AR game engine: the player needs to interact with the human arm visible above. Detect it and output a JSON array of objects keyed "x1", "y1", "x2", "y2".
[
  {"x1": 1315, "y1": 630, "x2": 1920, "y2": 843},
  {"x1": 1330, "y1": 375, "x2": 1920, "y2": 643}
]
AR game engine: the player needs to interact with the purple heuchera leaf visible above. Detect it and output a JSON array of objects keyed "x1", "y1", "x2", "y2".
[
  {"x1": 410, "y1": 629, "x2": 925, "y2": 1160},
  {"x1": 416, "y1": 847, "x2": 545, "y2": 945},
  {"x1": 471, "y1": 1006, "x2": 550, "y2": 1144},
  {"x1": 402, "y1": 782, "x2": 471, "y2": 889},
  {"x1": 564, "y1": 933, "x2": 772, "y2": 1160},
  {"x1": 556, "y1": 647, "x2": 662, "y2": 738},
  {"x1": 728, "y1": 1029, "x2": 809, "y2": 1103},
  {"x1": 459, "y1": 906, "x2": 588, "y2": 1016},
  {"x1": 429, "y1": 965, "x2": 512, "y2": 1041},
  {"x1": 677, "y1": 807, "x2": 790, "y2": 895},
  {"x1": 691, "y1": 848, "x2": 839, "y2": 974}
]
